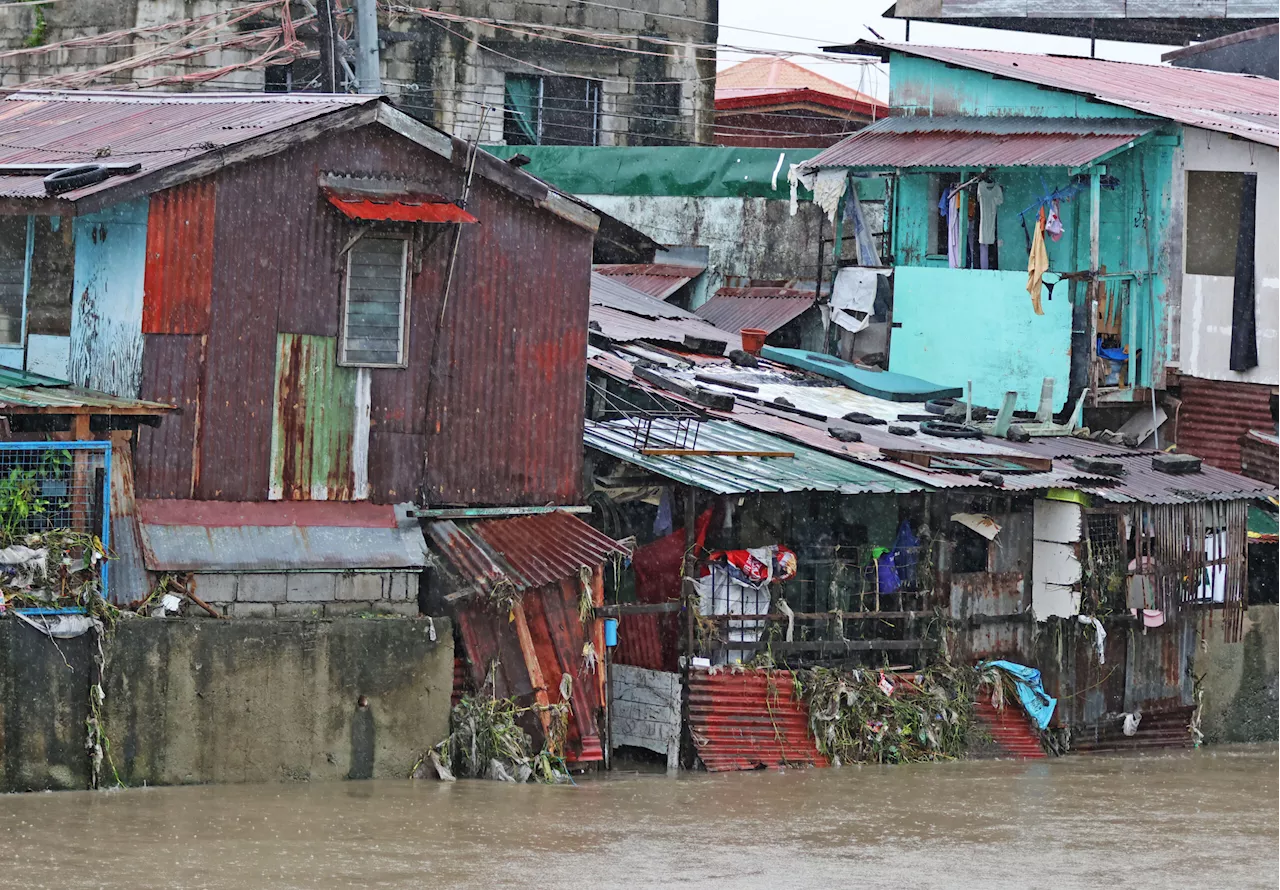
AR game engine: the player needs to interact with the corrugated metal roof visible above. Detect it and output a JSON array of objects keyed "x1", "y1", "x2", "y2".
[
  {"x1": 694, "y1": 292, "x2": 816, "y2": 334},
  {"x1": 0, "y1": 366, "x2": 173, "y2": 414},
  {"x1": 137, "y1": 501, "x2": 429, "y2": 572},
  {"x1": 808, "y1": 116, "x2": 1155, "y2": 169},
  {"x1": 1082, "y1": 455, "x2": 1278, "y2": 504},
  {"x1": 687, "y1": 668, "x2": 828, "y2": 772},
  {"x1": 828, "y1": 42, "x2": 1280, "y2": 147},
  {"x1": 593, "y1": 263, "x2": 704, "y2": 300},
  {"x1": 0, "y1": 91, "x2": 376, "y2": 202},
  {"x1": 1000, "y1": 435, "x2": 1148, "y2": 460},
  {"x1": 585, "y1": 417, "x2": 926, "y2": 495},
  {"x1": 427, "y1": 510, "x2": 629, "y2": 594},
  {"x1": 590, "y1": 272, "x2": 744, "y2": 352}
]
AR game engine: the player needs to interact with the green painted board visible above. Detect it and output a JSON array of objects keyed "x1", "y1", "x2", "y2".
[
  {"x1": 269, "y1": 333, "x2": 357, "y2": 501},
  {"x1": 760, "y1": 346, "x2": 962, "y2": 402}
]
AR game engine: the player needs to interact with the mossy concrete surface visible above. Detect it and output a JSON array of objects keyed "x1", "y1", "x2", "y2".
[{"x1": 1195, "y1": 605, "x2": 1279, "y2": 744}]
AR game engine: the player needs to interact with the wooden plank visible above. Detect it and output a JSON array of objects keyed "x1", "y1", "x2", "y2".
[{"x1": 511, "y1": 602, "x2": 554, "y2": 740}]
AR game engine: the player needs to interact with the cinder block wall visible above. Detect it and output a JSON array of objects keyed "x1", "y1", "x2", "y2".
[{"x1": 192, "y1": 571, "x2": 421, "y2": 619}]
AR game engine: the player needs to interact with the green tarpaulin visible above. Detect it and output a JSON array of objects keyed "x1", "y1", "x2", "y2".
[{"x1": 481, "y1": 145, "x2": 828, "y2": 198}]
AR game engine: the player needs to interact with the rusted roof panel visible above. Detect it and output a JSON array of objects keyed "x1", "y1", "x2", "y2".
[
  {"x1": 808, "y1": 117, "x2": 1155, "y2": 169},
  {"x1": 427, "y1": 510, "x2": 630, "y2": 594},
  {"x1": 591, "y1": 306, "x2": 743, "y2": 353},
  {"x1": 0, "y1": 364, "x2": 173, "y2": 414},
  {"x1": 687, "y1": 668, "x2": 828, "y2": 772},
  {"x1": 825, "y1": 42, "x2": 1280, "y2": 146},
  {"x1": 695, "y1": 292, "x2": 815, "y2": 334},
  {"x1": 137, "y1": 498, "x2": 397, "y2": 528},
  {"x1": 593, "y1": 263, "x2": 704, "y2": 300},
  {"x1": 590, "y1": 271, "x2": 701, "y2": 319},
  {"x1": 0, "y1": 91, "x2": 376, "y2": 202}
]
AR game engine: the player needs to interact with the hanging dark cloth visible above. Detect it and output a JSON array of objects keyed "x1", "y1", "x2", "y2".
[{"x1": 1230, "y1": 173, "x2": 1259, "y2": 372}]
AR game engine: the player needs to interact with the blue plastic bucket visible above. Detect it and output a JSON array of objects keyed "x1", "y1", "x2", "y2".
[{"x1": 603, "y1": 618, "x2": 618, "y2": 647}]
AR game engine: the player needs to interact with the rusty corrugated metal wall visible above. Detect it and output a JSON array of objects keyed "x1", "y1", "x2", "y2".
[
  {"x1": 1176, "y1": 375, "x2": 1275, "y2": 473},
  {"x1": 136, "y1": 126, "x2": 593, "y2": 505},
  {"x1": 269, "y1": 333, "x2": 358, "y2": 501},
  {"x1": 142, "y1": 180, "x2": 215, "y2": 335}
]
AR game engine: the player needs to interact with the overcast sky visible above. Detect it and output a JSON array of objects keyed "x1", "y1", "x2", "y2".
[{"x1": 715, "y1": 1, "x2": 1176, "y2": 98}]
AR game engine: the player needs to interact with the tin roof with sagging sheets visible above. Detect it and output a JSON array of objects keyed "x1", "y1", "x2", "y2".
[
  {"x1": 426, "y1": 509, "x2": 629, "y2": 594},
  {"x1": 0, "y1": 367, "x2": 173, "y2": 415},
  {"x1": 805, "y1": 117, "x2": 1157, "y2": 170},
  {"x1": 823, "y1": 41, "x2": 1280, "y2": 147},
  {"x1": 1079, "y1": 456, "x2": 1278, "y2": 505},
  {"x1": 593, "y1": 263, "x2": 705, "y2": 300},
  {"x1": 590, "y1": 272, "x2": 743, "y2": 352},
  {"x1": 695, "y1": 290, "x2": 816, "y2": 335},
  {"x1": 585, "y1": 417, "x2": 927, "y2": 495}
]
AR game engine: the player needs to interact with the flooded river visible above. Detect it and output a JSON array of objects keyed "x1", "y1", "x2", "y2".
[{"x1": 1, "y1": 745, "x2": 1275, "y2": 889}]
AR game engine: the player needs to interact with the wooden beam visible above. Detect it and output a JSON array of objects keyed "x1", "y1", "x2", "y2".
[{"x1": 511, "y1": 602, "x2": 554, "y2": 741}]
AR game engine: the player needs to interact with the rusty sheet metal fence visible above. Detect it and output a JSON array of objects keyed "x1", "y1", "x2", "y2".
[
  {"x1": 1145, "y1": 501, "x2": 1248, "y2": 641},
  {"x1": 0, "y1": 441, "x2": 111, "y2": 600},
  {"x1": 687, "y1": 668, "x2": 826, "y2": 771}
]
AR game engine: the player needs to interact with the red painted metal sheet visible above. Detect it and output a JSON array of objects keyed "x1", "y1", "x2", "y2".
[
  {"x1": 973, "y1": 698, "x2": 1045, "y2": 759},
  {"x1": 593, "y1": 263, "x2": 704, "y2": 300},
  {"x1": 611, "y1": 614, "x2": 668, "y2": 672},
  {"x1": 143, "y1": 180, "x2": 215, "y2": 334},
  {"x1": 687, "y1": 669, "x2": 828, "y2": 772},
  {"x1": 825, "y1": 42, "x2": 1279, "y2": 147},
  {"x1": 137, "y1": 498, "x2": 396, "y2": 528},
  {"x1": 715, "y1": 58, "x2": 886, "y2": 116},
  {"x1": 173, "y1": 123, "x2": 593, "y2": 505},
  {"x1": 1176, "y1": 375, "x2": 1276, "y2": 474},
  {"x1": 136, "y1": 333, "x2": 205, "y2": 499},
  {"x1": 427, "y1": 510, "x2": 630, "y2": 593},
  {"x1": 454, "y1": 574, "x2": 607, "y2": 764},
  {"x1": 0, "y1": 91, "x2": 376, "y2": 201},
  {"x1": 694, "y1": 292, "x2": 815, "y2": 335},
  {"x1": 325, "y1": 193, "x2": 478, "y2": 224}
]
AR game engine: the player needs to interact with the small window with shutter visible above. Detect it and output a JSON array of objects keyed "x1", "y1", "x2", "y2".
[{"x1": 341, "y1": 234, "x2": 408, "y2": 367}]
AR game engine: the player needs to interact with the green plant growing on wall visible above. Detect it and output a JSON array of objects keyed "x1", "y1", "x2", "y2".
[{"x1": 22, "y1": 1, "x2": 46, "y2": 48}]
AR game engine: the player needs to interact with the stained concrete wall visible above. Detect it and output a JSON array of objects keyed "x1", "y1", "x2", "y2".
[
  {"x1": 0, "y1": 618, "x2": 451, "y2": 792},
  {"x1": 1195, "y1": 604, "x2": 1279, "y2": 744}
]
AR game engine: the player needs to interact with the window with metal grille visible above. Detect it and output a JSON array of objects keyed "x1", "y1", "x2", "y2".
[
  {"x1": 341, "y1": 234, "x2": 408, "y2": 367},
  {"x1": 504, "y1": 74, "x2": 601, "y2": 146}
]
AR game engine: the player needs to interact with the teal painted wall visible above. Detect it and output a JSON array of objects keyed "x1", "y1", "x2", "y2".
[
  {"x1": 889, "y1": 267, "x2": 1073, "y2": 411},
  {"x1": 888, "y1": 55, "x2": 1146, "y2": 120},
  {"x1": 71, "y1": 198, "x2": 148, "y2": 398}
]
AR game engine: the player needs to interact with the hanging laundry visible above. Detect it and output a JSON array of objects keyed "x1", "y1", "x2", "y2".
[
  {"x1": 830, "y1": 267, "x2": 881, "y2": 334},
  {"x1": 947, "y1": 188, "x2": 961, "y2": 269},
  {"x1": 843, "y1": 188, "x2": 881, "y2": 266},
  {"x1": 1026, "y1": 207, "x2": 1049, "y2": 316},
  {"x1": 977, "y1": 180, "x2": 1003, "y2": 246},
  {"x1": 1045, "y1": 199, "x2": 1064, "y2": 242}
]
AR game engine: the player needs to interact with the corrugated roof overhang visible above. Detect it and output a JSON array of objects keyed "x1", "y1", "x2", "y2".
[
  {"x1": 137, "y1": 500, "x2": 428, "y2": 572},
  {"x1": 807, "y1": 117, "x2": 1156, "y2": 170},
  {"x1": 325, "y1": 193, "x2": 478, "y2": 223}
]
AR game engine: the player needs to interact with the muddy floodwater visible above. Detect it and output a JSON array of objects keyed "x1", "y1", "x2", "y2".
[{"x1": 1, "y1": 745, "x2": 1275, "y2": 889}]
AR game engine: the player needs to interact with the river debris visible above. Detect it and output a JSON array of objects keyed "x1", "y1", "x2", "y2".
[
  {"x1": 416, "y1": 676, "x2": 574, "y2": 784},
  {"x1": 793, "y1": 662, "x2": 1008, "y2": 765}
]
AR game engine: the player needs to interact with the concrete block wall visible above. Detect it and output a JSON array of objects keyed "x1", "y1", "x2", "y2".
[{"x1": 192, "y1": 570, "x2": 421, "y2": 619}]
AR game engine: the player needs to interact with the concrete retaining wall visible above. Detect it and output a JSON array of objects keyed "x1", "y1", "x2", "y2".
[
  {"x1": 1195, "y1": 605, "x2": 1279, "y2": 744},
  {"x1": 0, "y1": 617, "x2": 451, "y2": 792}
]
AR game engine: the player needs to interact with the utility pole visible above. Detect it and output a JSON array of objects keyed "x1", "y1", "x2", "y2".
[
  {"x1": 354, "y1": 0, "x2": 382, "y2": 93},
  {"x1": 316, "y1": 0, "x2": 337, "y2": 92}
]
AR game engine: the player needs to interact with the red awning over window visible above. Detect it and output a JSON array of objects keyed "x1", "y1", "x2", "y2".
[{"x1": 325, "y1": 192, "x2": 478, "y2": 224}]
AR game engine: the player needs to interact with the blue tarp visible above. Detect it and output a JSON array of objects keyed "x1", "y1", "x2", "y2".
[{"x1": 982, "y1": 660, "x2": 1057, "y2": 731}]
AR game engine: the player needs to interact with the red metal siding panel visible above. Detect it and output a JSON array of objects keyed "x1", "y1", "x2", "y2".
[
  {"x1": 135, "y1": 333, "x2": 205, "y2": 499},
  {"x1": 687, "y1": 669, "x2": 827, "y2": 772},
  {"x1": 143, "y1": 180, "x2": 215, "y2": 334},
  {"x1": 1176, "y1": 375, "x2": 1275, "y2": 473}
]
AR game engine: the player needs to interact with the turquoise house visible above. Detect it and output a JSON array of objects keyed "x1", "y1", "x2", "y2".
[{"x1": 804, "y1": 42, "x2": 1279, "y2": 415}]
